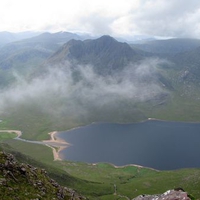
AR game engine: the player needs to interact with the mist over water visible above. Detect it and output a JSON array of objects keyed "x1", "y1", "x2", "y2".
[{"x1": 0, "y1": 58, "x2": 168, "y2": 120}]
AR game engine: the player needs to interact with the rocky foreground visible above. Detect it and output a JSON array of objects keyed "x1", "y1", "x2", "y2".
[
  {"x1": 0, "y1": 151, "x2": 85, "y2": 200},
  {"x1": 0, "y1": 150, "x2": 196, "y2": 200},
  {"x1": 133, "y1": 188, "x2": 194, "y2": 200}
]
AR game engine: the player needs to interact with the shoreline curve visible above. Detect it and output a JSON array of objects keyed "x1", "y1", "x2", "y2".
[
  {"x1": 42, "y1": 131, "x2": 71, "y2": 161},
  {"x1": 0, "y1": 130, "x2": 70, "y2": 161}
]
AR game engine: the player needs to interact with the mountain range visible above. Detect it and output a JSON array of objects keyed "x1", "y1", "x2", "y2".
[
  {"x1": 1, "y1": 32, "x2": 200, "y2": 110},
  {"x1": 0, "y1": 31, "x2": 40, "y2": 47},
  {"x1": 1, "y1": 32, "x2": 200, "y2": 98}
]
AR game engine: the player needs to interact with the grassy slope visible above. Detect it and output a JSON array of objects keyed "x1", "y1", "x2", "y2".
[
  {"x1": 2, "y1": 92, "x2": 200, "y2": 142},
  {"x1": 0, "y1": 132, "x2": 17, "y2": 141},
  {"x1": 141, "y1": 94, "x2": 200, "y2": 122}
]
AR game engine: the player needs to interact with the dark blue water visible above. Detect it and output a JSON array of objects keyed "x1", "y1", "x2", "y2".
[{"x1": 58, "y1": 120, "x2": 200, "y2": 170}]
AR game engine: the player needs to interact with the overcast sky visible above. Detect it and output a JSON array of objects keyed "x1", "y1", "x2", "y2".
[{"x1": 1, "y1": 0, "x2": 200, "y2": 38}]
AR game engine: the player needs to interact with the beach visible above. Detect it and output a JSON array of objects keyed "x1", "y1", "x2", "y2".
[
  {"x1": 42, "y1": 131, "x2": 71, "y2": 161},
  {"x1": 0, "y1": 130, "x2": 70, "y2": 161}
]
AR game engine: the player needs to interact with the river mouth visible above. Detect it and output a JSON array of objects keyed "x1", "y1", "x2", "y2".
[{"x1": 57, "y1": 120, "x2": 200, "y2": 170}]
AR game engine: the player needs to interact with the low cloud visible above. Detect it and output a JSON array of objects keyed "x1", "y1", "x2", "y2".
[{"x1": 0, "y1": 58, "x2": 168, "y2": 120}]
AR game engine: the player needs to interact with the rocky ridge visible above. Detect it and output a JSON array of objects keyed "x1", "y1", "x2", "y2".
[
  {"x1": 47, "y1": 35, "x2": 142, "y2": 74},
  {"x1": 0, "y1": 151, "x2": 85, "y2": 200}
]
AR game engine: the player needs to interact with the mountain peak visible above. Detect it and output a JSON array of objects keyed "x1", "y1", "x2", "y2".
[
  {"x1": 47, "y1": 35, "x2": 142, "y2": 74},
  {"x1": 98, "y1": 35, "x2": 117, "y2": 42},
  {"x1": 91, "y1": 35, "x2": 118, "y2": 48}
]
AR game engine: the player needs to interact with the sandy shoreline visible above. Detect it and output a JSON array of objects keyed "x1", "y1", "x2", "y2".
[
  {"x1": 0, "y1": 129, "x2": 159, "y2": 169},
  {"x1": 0, "y1": 130, "x2": 70, "y2": 161},
  {"x1": 42, "y1": 131, "x2": 71, "y2": 161},
  {"x1": 1, "y1": 118, "x2": 199, "y2": 163}
]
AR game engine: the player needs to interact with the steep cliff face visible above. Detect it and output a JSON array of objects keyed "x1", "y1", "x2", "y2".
[{"x1": 0, "y1": 151, "x2": 85, "y2": 200}]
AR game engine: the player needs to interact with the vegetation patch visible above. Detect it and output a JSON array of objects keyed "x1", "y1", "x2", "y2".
[{"x1": 0, "y1": 132, "x2": 17, "y2": 141}]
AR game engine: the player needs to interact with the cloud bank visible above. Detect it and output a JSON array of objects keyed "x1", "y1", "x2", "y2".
[
  {"x1": 126, "y1": 0, "x2": 200, "y2": 38},
  {"x1": 0, "y1": 59, "x2": 168, "y2": 120}
]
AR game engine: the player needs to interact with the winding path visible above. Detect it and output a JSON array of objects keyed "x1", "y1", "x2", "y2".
[{"x1": 113, "y1": 184, "x2": 130, "y2": 200}]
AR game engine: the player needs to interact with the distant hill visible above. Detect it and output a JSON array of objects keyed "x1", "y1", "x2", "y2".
[
  {"x1": 26, "y1": 31, "x2": 82, "y2": 44},
  {"x1": 169, "y1": 46, "x2": 200, "y2": 89},
  {"x1": 129, "y1": 37, "x2": 200, "y2": 98},
  {"x1": 0, "y1": 31, "x2": 40, "y2": 47},
  {"x1": 132, "y1": 38, "x2": 200, "y2": 54},
  {"x1": 0, "y1": 31, "x2": 91, "y2": 70},
  {"x1": 0, "y1": 31, "x2": 91, "y2": 86},
  {"x1": 172, "y1": 46, "x2": 200, "y2": 68}
]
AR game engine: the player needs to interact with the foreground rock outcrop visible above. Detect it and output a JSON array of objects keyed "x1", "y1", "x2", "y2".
[
  {"x1": 133, "y1": 189, "x2": 192, "y2": 200},
  {"x1": 0, "y1": 151, "x2": 85, "y2": 200}
]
